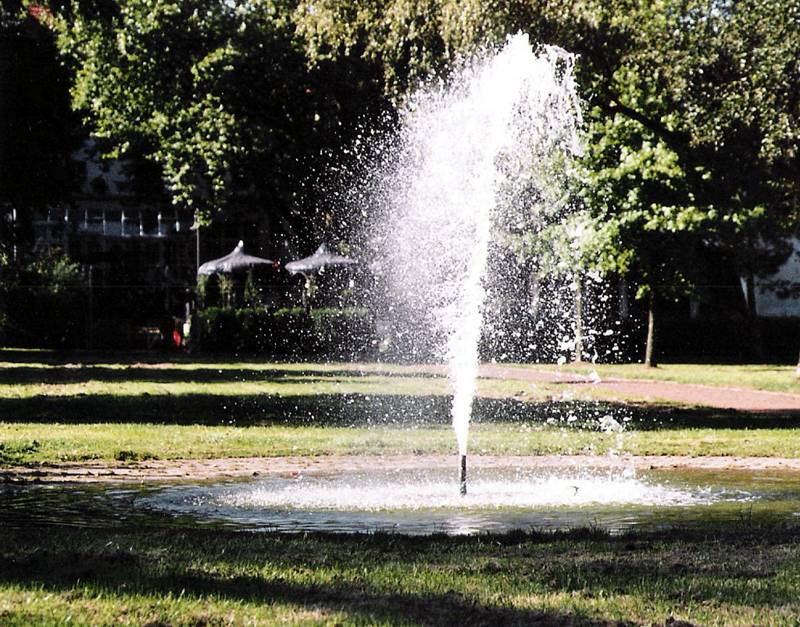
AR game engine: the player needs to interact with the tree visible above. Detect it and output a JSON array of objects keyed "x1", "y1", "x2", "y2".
[
  {"x1": 663, "y1": 0, "x2": 800, "y2": 359},
  {"x1": 0, "y1": 1, "x2": 79, "y2": 250},
  {"x1": 294, "y1": 0, "x2": 800, "y2": 365},
  {"x1": 579, "y1": 0, "x2": 800, "y2": 364},
  {"x1": 53, "y1": 0, "x2": 387, "y2": 235},
  {"x1": 53, "y1": 0, "x2": 799, "y2": 362}
]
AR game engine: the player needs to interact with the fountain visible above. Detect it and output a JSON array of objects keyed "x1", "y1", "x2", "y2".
[
  {"x1": 368, "y1": 34, "x2": 583, "y2": 492},
  {"x1": 8, "y1": 35, "x2": 791, "y2": 537}
]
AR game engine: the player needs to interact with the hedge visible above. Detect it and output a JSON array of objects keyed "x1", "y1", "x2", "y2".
[{"x1": 196, "y1": 306, "x2": 376, "y2": 358}]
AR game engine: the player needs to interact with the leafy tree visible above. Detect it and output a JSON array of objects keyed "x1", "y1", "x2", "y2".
[
  {"x1": 54, "y1": 0, "x2": 387, "y2": 234},
  {"x1": 2, "y1": 248, "x2": 89, "y2": 346},
  {"x1": 576, "y1": 0, "x2": 800, "y2": 364},
  {"x1": 0, "y1": 1, "x2": 79, "y2": 248},
  {"x1": 49, "y1": 0, "x2": 800, "y2": 363},
  {"x1": 297, "y1": 0, "x2": 800, "y2": 365},
  {"x1": 663, "y1": 0, "x2": 800, "y2": 358}
]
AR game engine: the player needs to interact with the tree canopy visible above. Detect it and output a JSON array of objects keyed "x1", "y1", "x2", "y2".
[
  {"x1": 12, "y1": 0, "x2": 797, "y2": 361},
  {"x1": 53, "y1": 0, "x2": 387, "y2": 228},
  {"x1": 295, "y1": 0, "x2": 800, "y2": 362},
  {"x1": 0, "y1": 1, "x2": 79, "y2": 247}
]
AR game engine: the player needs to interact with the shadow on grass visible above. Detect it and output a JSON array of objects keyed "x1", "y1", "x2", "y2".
[
  {"x1": 0, "y1": 527, "x2": 607, "y2": 626},
  {"x1": 1, "y1": 525, "x2": 798, "y2": 624},
  {"x1": 0, "y1": 348, "x2": 326, "y2": 365},
  {"x1": 1, "y1": 390, "x2": 800, "y2": 431},
  {"x1": 0, "y1": 364, "x2": 443, "y2": 385},
  {"x1": 0, "y1": 392, "x2": 452, "y2": 425},
  {"x1": 0, "y1": 393, "x2": 800, "y2": 430}
]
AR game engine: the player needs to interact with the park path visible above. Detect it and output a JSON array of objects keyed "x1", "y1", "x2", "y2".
[{"x1": 479, "y1": 364, "x2": 800, "y2": 412}]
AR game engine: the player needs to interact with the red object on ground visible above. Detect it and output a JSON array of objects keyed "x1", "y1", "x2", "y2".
[{"x1": 172, "y1": 330, "x2": 181, "y2": 347}]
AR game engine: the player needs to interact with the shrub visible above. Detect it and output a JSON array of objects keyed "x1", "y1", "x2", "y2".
[
  {"x1": 197, "y1": 306, "x2": 375, "y2": 358},
  {"x1": 2, "y1": 249, "x2": 89, "y2": 347}
]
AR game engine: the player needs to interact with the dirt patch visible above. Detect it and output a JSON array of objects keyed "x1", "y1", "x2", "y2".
[{"x1": 5, "y1": 453, "x2": 800, "y2": 484}]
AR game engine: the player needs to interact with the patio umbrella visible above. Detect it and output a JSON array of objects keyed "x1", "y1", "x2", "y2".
[
  {"x1": 284, "y1": 243, "x2": 357, "y2": 275},
  {"x1": 197, "y1": 240, "x2": 274, "y2": 275}
]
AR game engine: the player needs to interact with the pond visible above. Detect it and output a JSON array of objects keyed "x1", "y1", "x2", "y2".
[{"x1": 4, "y1": 465, "x2": 800, "y2": 536}]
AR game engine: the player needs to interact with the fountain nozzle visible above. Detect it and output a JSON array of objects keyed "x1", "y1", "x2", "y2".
[{"x1": 459, "y1": 454, "x2": 467, "y2": 496}]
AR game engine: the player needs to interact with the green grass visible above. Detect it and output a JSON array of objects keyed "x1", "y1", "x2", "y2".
[
  {"x1": 548, "y1": 362, "x2": 800, "y2": 393},
  {"x1": 3, "y1": 422, "x2": 800, "y2": 464},
  {"x1": 1, "y1": 524, "x2": 799, "y2": 625},
  {"x1": 0, "y1": 358, "x2": 558, "y2": 402},
  {"x1": 3, "y1": 351, "x2": 800, "y2": 624},
  {"x1": 2, "y1": 352, "x2": 800, "y2": 464}
]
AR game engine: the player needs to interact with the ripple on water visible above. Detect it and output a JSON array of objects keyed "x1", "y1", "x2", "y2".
[{"x1": 134, "y1": 466, "x2": 799, "y2": 536}]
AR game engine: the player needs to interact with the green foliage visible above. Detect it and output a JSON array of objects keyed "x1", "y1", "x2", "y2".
[
  {"x1": 216, "y1": 274, "x2": 235, "y2": 308},
  {"x1": 55, "y1": 0, "x2": 293, "y2": 222},
  {"x1": 295, "y1": 0, "x2": 448, "y2": 97},
  {"x1": 43, "y1": 0, "x2": 800, "y2": 366},
  {"x1": 52, "y1": 0, "x2": 387, "y2": 235},
  {"x1": 27, "y1": 249, "x2": 86, "y2": 294},
  {"x1": 0, "y1": 1, "x2": 80, "y2": 240},
  {"x1": 242, "y1": 270, "x2": 260, "y2": 308},
  {"x1": 296, "y1": 0, "x2": 800, "y2": 302},
  {"x1": 195, "y1": 273, "x2": 209, "y2": 308},
  {"x1": 198, "y1": 306, "x2": 374, "y2": 356},
  {"x1": 294, "y1": 0, "x2": 574, "y2": 98},
  {"x1": 1, "y1": 250, "x2": 88, "y2": 347},
  {"x1": 578, "y1": 0, "x2": 800, "y2": 292}
]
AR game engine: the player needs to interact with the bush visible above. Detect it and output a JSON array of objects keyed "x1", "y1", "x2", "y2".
[
  {"x1": 197, "y1": 306, "x2": 375, "y2": 358},
  {"x1": 2, "y1": 250, "x2": 89, "y2": 348}
]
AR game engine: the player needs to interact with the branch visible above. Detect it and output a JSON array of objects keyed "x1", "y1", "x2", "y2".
[
  {"x1": 599, "y1": 97, "x2": 710, "y2": 194},
  {"x1": 601, "y1": 99, "x2": 689, "y2": 153}
]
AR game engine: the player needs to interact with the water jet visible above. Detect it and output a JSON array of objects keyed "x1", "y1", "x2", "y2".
[
  {"x1": 369, "y1": 34, "x2": 583, "y2": 487},
  {"x1": 459, "y1": 454, "x2": 467, "y2": 496}
]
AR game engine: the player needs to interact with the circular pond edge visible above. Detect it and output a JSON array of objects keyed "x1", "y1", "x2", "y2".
[{"x1": 5, "y1": 453, "x2": 800, "y2": 484}]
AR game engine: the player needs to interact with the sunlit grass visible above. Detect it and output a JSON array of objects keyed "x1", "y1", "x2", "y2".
[
  {"x1": 2, "y1": 355, "x2": 800, "y2": 465},
  {"x1": 2, "y1": 353, "x2": 800, "y2": 624},
  {"x1": 545, "y1": 362, "x2": 800, "y2": 393},
  {"x1": 3, "y1": 422, "x2": 800, "y2": 464},
  {"x1": 1, "y1": 525, "x2": 798, "y2": 625}
]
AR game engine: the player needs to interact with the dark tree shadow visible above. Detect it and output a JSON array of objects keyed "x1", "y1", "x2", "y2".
[
  {"x1": 1, "y1": 524, "x2": 799, "y2": 625},
  {"x1": 1, "y1": 388, "x2": 799, "y2": 430},
  {"x1": 0, "y1": 526, "x2": 622, "y2": 626},
  {"x1": 0, "y1": 364, "x2": 442, "y2": 385}
]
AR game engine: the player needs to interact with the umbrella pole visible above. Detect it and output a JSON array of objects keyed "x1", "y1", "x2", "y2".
[{"x1": 301, "y1": 272, "x2": 312, "y2": 315}]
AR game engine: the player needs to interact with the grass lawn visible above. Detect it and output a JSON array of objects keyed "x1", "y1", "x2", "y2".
[
  {"x1": 2, "y1": 351, "x2": 800, "y2": 464},
  {"x1": 2, "y1": 351, "x2": 800, "y2": 625},
  {"x1": 4, "y1": 422, "x2": 800, "y2": 464},
  {"x1": 1, "y1": 524, "x2": 799, "y2": 625},
  {"x1": 552, "y1": 362, "x2": 800, "y2": 393}
]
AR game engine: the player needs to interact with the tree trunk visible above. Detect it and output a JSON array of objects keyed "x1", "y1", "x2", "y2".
[
  {"x1": 574, "y1": 277, "x2": 584, "y2": 363},
  {"x1": 618, "y1": 279, "x2": 630, "y2": 320},
  {"x1": 744, "y1": 272, "x2": 765, "y2": 361},
  {"x1": 644, "y1": 291, "x2": 658, "y2": 368}
]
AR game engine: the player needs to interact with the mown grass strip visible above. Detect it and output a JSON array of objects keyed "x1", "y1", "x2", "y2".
[
  {"x1": 1, "y1": 525, "x2": 798, "y2": 625},
  {"x1": 552, "y1": 362, "x2": 800, "y2": 394},
  {"x1": 3, "y1": 422, "x2": 800, "y2": 464}
]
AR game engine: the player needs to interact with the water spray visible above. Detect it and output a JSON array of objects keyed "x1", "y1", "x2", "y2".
[{"x1": 369, "y1": 35, "x2": 583, "y2": 501}]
